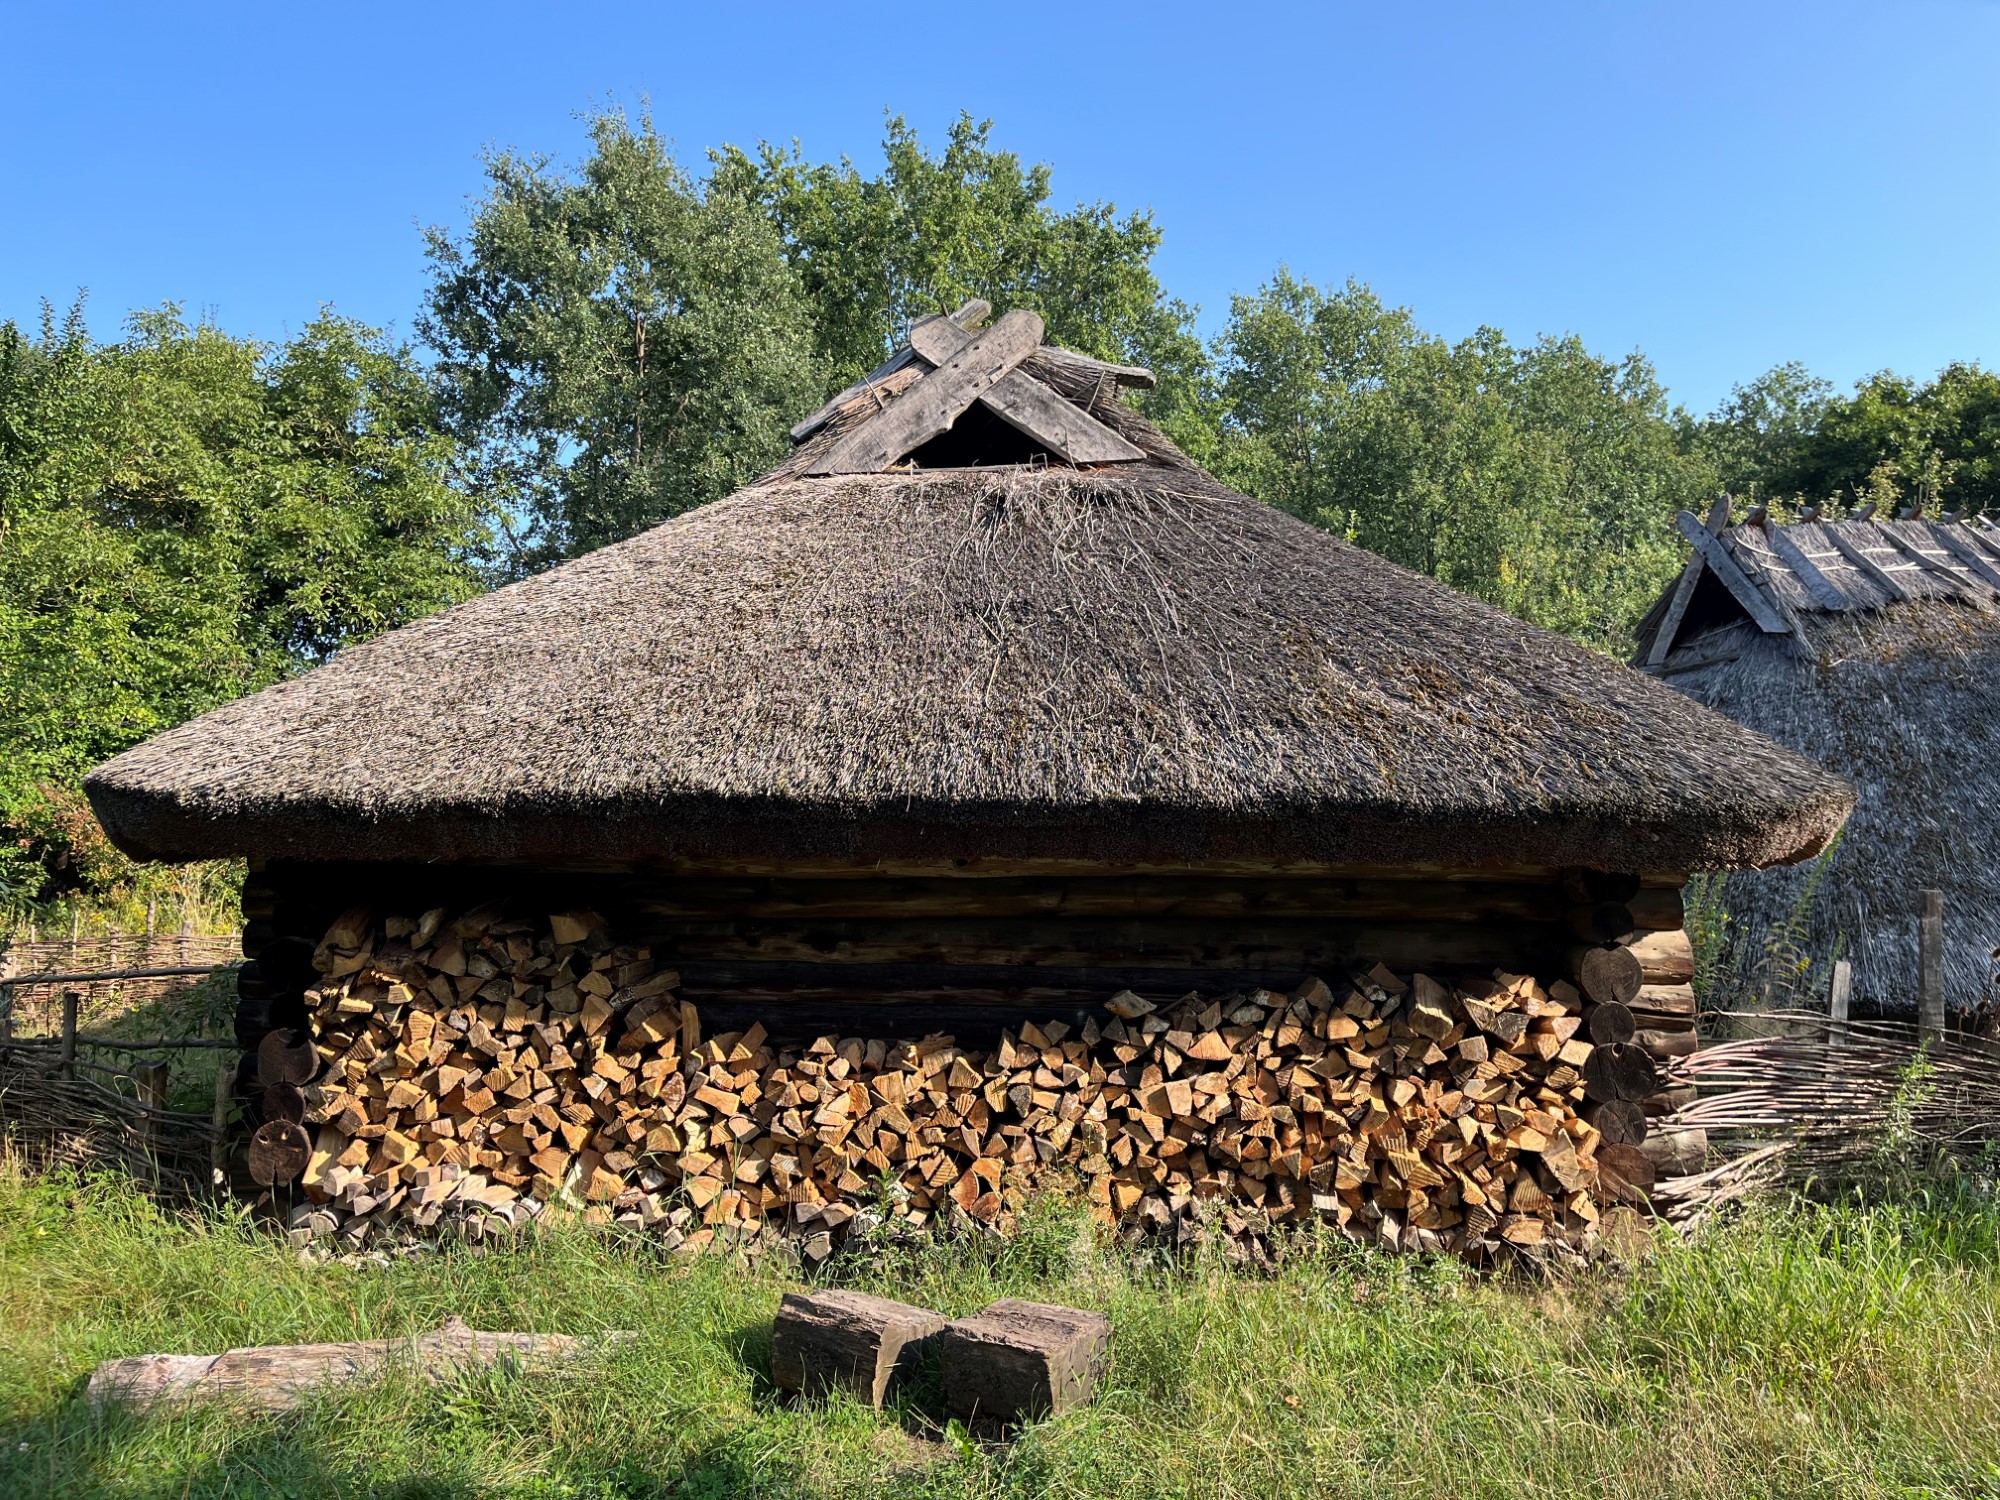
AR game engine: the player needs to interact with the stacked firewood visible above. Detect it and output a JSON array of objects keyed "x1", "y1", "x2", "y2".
[{"x1": 262, "y1": 906, "x2": 1670, "y2": 1261}]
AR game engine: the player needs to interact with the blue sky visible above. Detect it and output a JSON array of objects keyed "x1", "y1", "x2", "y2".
[{"x1": 4, "y1": 0, "x2": 1996, "y2": 413}]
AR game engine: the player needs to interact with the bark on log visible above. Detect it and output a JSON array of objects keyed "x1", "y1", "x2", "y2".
[
  {"x1": 86, "y1": 1318, "x2": 607, "y2": 1414},
  {"x1": 1633, "y1": 1027, "x2": 1699, "y2": 1060},
  {"x1": 1623, "y1": 929, "x2": 1695, "y2": 985},
  {"x1": 939, "y1": 1299, "x2": 1110, "y2": 1423},
  {"x1": 1639, "y1": 1126, "x2": 1708, "y2": 1177},
  {"x1": 771, "y1": 1290, "x2": 945, "y2": 1406}
]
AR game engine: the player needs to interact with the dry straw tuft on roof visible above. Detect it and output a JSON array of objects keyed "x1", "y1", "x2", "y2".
[{"x1": 87, "y1": 330, "x2": 1852, "y2": 875}]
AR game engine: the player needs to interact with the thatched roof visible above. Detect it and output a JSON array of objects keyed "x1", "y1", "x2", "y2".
[
  {"x1": 1636, "y1": 508, "x2": 2000, "y2": 1013},
  {"x1": 86, "y1": 314, "x2": 1852, "y2": 875}
]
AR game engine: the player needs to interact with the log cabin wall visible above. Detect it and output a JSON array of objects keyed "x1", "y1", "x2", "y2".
[{"x1": 235, "y1": 859, "x2": 1696, "y2": 1073}]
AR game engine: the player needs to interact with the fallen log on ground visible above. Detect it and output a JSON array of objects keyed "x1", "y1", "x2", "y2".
[{"x1": 86, "y1": 1316, "x2": 611, "y2": 1414}]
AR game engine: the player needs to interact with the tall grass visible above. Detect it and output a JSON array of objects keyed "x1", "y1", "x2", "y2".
[{"x1": 2, "y1": 1156, "x2": 1998, "y2": 1499}]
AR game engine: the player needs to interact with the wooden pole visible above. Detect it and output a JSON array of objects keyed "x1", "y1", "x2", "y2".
[
  {"x1": 1828, "y1": 959, "x2": 1852, "y2": 1045},
  {"x1": 1919, "y1": 890, "x2": 1945, "y2": 1042},
  {"x1": 135, "y1": 1060, "x2": 170, "y2": 1160},
  {"x1": 59, "y1": 990, "x2": 80, "y2": 1080},
  {"x1": 211, "y1": 1063, "x2": 234, "y2": 1186}
]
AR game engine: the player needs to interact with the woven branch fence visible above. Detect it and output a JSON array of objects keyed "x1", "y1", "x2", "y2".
[
  {"x1": 0, "y1": 962, "x2": 238, "y2": 1197},
  {"x1": 1650, "y1": 1011, "x2": 2000, "y2": 1225}
]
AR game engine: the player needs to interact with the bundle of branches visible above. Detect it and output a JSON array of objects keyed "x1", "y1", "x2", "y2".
[
  {"x1": 1650, "y1": 1011, "x2": 2000, "y2": 1223},
  {"x1": 267, "y1": 906, "x2": 1672, "y2": 1264}
]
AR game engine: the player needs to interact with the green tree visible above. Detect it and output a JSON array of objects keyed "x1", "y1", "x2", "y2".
[
  {"x1": 1208, "y1": 271, "x2": 1709, "y2": 651},
  {"x1": 709, "y1": 113, "x2": 1209, "y2": 444},
  {"x1": 1698, "y1": 361, "x2": 2000, "y2": 516},
  {"x1": 1690, "y1": 361, "x2": 1834, "y2": 502},
  {"x1": 0, "y1": 301, "x2": 486, "y2": 909},
  {"x1": 422, "y1": 111, "x2": 823, "y2": 566}
]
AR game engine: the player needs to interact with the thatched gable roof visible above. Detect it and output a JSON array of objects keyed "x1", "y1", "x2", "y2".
[
  {"x1": 85, "y1": 315, "x2": 1852, "y2": 874},
  {"x1": 1635, "y1": 502, "x2": 2000, "y2": 668},
  {"x1": 1636, "y1": 505, "x2": 2000, "y2": 1012}
]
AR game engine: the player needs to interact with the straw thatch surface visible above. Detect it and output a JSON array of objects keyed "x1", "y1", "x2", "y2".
[
  {"x1": 87, "y1": 364, "x2": 1851, "y2": 874},
  {"x1": 1653, "y1": 605, "x2": 2000, "y2": 1012}
]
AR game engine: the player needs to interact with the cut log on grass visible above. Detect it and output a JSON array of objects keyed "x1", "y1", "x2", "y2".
[
  {"x1": 86, "y1": 1317, "x2": 609, "y2": 1414},
  {"x1": 940, "y1": 1300, "x2": 1110, "y2": 1424},
  {"x1": 771, "y1": 1290, "x2": 945, "y2": 1406}
]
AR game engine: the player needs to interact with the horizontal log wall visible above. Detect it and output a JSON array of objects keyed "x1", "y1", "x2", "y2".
[{"x1": 238, "y1": 860, "x2": 1694, "y2": 1055}]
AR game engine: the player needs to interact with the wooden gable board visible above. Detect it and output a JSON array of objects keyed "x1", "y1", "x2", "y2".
[
  {"x1": 908, "y1": 319, "x2": 1143, "y2": 464},
  {"x1": 806, "y1": 310, "x2": 1047, "y2": 476}
]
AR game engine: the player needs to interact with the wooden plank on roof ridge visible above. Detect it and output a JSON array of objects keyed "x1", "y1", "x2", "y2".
[
  {"x1": 788, "y1": 300, "x2": 993, "y2": 443},
  {"x1": 1028, "y1": 344, "x2": 1157, "y2": 391},
  {"x1": 1821, "y1": 523, "x2": 1913, "y2": 604},
  {"x1": 1929, "y1": 522, "x2": 2000, "y2": 595},
  {"x1": 908, "y1": 318, "x2": 1144, "y2": 464},
  {"x1": 1676, "y1": 511, "x2": 1791, "y2": 635},
  {"x1": 1646, "y1": 495, "x2": 1733, "y2": 666},
  {"x1": 1763, "y1": 524, "x2": 1851, "y2": 611},
  {"x1": 1726, "y1": 529, "x2": 1807, "y2": 635},
  {"x1": 1965, "y1": 517, "x2": 2000, "y2": 567},
  {"x1": 806, "y1": 309, "x2": 1047, "y2": 476},
  {"x1": 1876, "y1": 523, "x2": 1998, "y2": 609}
]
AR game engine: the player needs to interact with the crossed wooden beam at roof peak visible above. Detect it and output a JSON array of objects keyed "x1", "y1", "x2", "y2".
[{"x1": 796, "y1": 299, "x2": 1150, "y2": 476}]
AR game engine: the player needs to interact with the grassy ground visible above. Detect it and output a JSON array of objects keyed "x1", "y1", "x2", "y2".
[{"x1": 2, "y1": 1159, "x2": 1998, "y2": 1499}]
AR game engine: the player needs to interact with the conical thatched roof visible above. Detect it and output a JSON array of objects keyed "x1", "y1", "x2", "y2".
[
  {"x1": 87, "y1": 312, "x2": 1852, "y2": 874},
  {"x1": 1636, "y1": 505, "x2": 2000, "y2": 1013}
]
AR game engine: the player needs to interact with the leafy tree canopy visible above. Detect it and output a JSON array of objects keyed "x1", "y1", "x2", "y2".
[
  {"x1": 709, "y1": 112, "x2": 1205, "y2": 412},
  {"x1": 422, "y1": 111, "x2": 824, "y2": 567},
  {"x1": 1698, "y1": 360, "x2": 2000, "y2": 516},
  {"x1": 1207, "y1": 270, "x2": 1712, "y2": 652},
  {"x1": 0, "y1": 301, "x2": 487, "y2": 907}
]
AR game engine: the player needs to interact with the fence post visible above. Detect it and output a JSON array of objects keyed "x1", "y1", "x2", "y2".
[
  {"x1": 1828, "y1": 959, "x2": 1852, "y2": 1045},
  {"x1": 211, "y1": 1063, "x2": 234, "y2": 1187},
  {"x1": 1919, "y1": 889, "x2": 1945, "y2": 1043},
  {"x1": 58, "y1": 990, "x2": 80, "y2": 1080},
  {"x1": 135, "y1": 1060, "x2": 170, "y2": 1160}
]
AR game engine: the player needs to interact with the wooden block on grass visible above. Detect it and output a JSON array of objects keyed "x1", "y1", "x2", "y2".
[
  {"x1": 940, "y1": 1299, "x2": 1110, "y2": 1423},
  {"x1": 770, "y1": 1290, "x2": 945, "y2": 1406}
]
